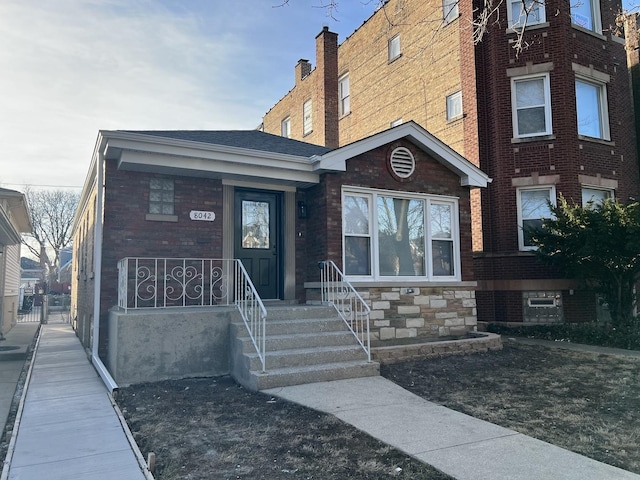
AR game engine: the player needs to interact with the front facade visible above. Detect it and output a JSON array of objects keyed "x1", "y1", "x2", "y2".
[
  {"x1": 72, "y1": 124, "x2": 489, "y2": 383},
  {"x1": 0, "y1": 188, "x2": 32, "y2": 334},
  {"x1": 262, "y1": 0, "x2": 640, "y2": 324}
]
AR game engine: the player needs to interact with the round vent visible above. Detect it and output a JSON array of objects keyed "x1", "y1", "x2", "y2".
[{"x1": 389, "y1": 147, "x2": 415, "y2": 179}]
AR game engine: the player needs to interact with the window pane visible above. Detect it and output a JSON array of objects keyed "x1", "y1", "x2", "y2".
[
  {"x1": 576, "y1": 80, "x2": 602, "y2": 138},
  {"x1": 582, "y1": 187, "x2": 610, "y2": 206},
  {"x1": 377, "y1": 197, "x2": 424, "y2": 276},
  {"x1": 571, "y1": 0, "x2": 593, "y2": 30},
  {"x1": 518, "y1": 107, "x2": 547, "y2": 135},
  {"x1": 388, "y1": 36, "x2": 400, "y2": 60},
  {"x1": 242, "y1": 201, "x2": 270, "y2": 249},
  {"x1": 431, "y1": 204, "x2": 452, "y2": 239},
  {"x1": 345, "y1": 237, "x2": 371, "y2": 275},
  {"x1": 511, "y1": 0, "x2": 543, "y2": 26},
  {"x1": 521, "y1": 190, "x2": 551, "y2": 219},
  {"x1": 522, "y1": 218, "x2": 543, "y2": 246},
  {"x1": 303, "y1": 100, "x2": 312, "y2": 135},
  {"x1": 446, "y1": 91, "x2": 462, "y2": 120},
  {"x1": 344, "y1": 195, "x2": 369, "y2": 235},
  {"x1": 432, "y1": 240, "x2": 454, "y2": 276},
  {"x1": 443, "y1": 0, "x2": 458, "y2": 22},
  {"x1": 516, "y1": 79, "x2": 544, "y2": 108}
]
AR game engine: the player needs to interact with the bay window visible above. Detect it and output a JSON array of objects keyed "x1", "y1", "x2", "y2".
[{"x1": 343, "y1": 188, "x2": 459, "y2": 280}]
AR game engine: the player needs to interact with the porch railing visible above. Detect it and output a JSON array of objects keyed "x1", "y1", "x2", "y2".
[
  {"x1": 117, "y1": 257, "x2": 267, "y2": 371},
  {"x1": 318, "y1": 260, "x2": 371, "y2": 362}
]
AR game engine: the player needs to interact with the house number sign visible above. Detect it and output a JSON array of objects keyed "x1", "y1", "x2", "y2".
[{"x1": 189, "y1": 210, "x2": 216, "y2": 221}]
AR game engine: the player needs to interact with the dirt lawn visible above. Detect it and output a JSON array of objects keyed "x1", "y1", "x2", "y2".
[{"x1": 116, "y1": 342, "x2": 640, "y2": 479}]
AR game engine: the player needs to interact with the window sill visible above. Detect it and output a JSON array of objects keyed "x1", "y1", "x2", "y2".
[
  {"x1": 339, "y1": 111, "x2": 352, "y2": 120},
  {"x1": 571, "y1": 24, "x2": 605, "y2": 40},
  {"x1": 442, "y1": 14, "x2": 460, "y2": 27},
  {"x1": 578, "y1": 135, "x2": 614, "y2": 146},
  {"x1": 446, "y1": 114, "x2": 464, "y2": 124},
  {"x1": 146, "y1": 213, "x2": 178, "y2": 222},
  {"x1": 303, "y1": 130, "x2": 313, "y2": 138},
  {"x1": 511, "y1": 134, "x2": 556, "y2": 144},
  {"x1": 505, "y1": 22, "x2": 549, "y2": 35}
]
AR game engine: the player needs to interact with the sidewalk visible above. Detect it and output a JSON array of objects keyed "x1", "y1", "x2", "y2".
[
  {"x1": 265, "y1": 376, "x2": 640, "y2": 480},
  {"x1": 1, "y1": 314, "x2": 150, "y2": 480}
]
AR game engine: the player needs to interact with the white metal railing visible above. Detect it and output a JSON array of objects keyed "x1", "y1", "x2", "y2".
[
  {"x1": 319, "y1": 260, "x2": 371, "y2": 362},
  {"x1": 117, "y1": 257, "x2": 267, "y2": 370},
  {"x1": 234, "y1": 260, "x2": 267, "y2": 372},
  {"x1": 117, "y1": 258, "x2": 235, "y2": 310}
]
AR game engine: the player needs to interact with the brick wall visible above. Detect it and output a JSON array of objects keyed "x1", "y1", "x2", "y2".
[{"x1": 97, "y1": 161, "x2": 224, "y2": 354}]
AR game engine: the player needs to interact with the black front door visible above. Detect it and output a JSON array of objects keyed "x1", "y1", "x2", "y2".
[{"x1": 234, "y1": 190, "x2": 282, "y2": 299}]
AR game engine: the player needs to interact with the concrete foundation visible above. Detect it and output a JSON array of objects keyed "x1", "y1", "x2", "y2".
[{"x1": 107, "y1": 307, "x2": 239, "y2": 386}]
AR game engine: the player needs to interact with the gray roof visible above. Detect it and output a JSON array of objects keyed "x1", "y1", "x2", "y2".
[{"x1": 120, "y1": 130, "x2": 334, "y2": 158}]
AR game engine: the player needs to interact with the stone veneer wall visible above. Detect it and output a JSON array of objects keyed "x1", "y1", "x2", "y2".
[{"x1": 306, "y1": 283, "x2": 479, "y2": 342}]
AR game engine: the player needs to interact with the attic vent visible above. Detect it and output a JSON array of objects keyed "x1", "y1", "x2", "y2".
[{"x1": 390, "y1": 147, "x2": 415, "y2": 178}]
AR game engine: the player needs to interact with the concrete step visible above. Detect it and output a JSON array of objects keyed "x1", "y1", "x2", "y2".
[
  {"x1": 238, "y1": 331, "x2": 357, "y2": 352},
  {"x1": 244, "y1": 344, "x2": 368, "y2": 370},
  {"x1": 232, "y1": 317, "x2": 350, "y2": 337},
  {"x1": 264, "y1": 305, "x2": 337, "y2": 320},
  {"x1": 253, "y1": 360, "x2": 380, "y2": 390}
]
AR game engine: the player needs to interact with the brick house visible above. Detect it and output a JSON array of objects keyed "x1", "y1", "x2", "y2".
[
  {"x1": 261, "y1": 0, "x2": 640, "y2": 325},
  {"x1": 71, "y1": 124, "x2": 490, "y2": 387}
]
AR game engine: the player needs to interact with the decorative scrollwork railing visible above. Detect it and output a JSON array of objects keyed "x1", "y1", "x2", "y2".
[
  {"x1": 117, "y1": 258, "x2": 234, "y2": 310},
  {"x1": 318, "y1": 260, "x2": 371, "y2": 362}
]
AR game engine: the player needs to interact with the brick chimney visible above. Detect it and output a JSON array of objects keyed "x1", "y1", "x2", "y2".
[
  {"x1": 316, "y1": 26, "x2": 339, "y2": 148},
  {"x1": 295, "y1": 59, "x2": 312, "y2": 85}
]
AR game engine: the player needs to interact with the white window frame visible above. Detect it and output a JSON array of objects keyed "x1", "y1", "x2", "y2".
[
  {"x1": 511, "y1": 73, "x2": 553, "y2": 139},
  {"x1": 575, "y1": 76, "x2": 610, "y2": 141},
  {"x1": 581, "y1": 186, "x2": 613, "y2": 207},
  {"x1": 508, "y1": 0, "x2": 546, "y2": 28},
  {"x1": 388, "y1": 35, "x2": 401, "y2": 62},
  {"x1": 443, "y1": 0, "x2": 459, "y2": 23},
  {"x1": 281, "y1": 117, "x2": 291, "y2": 138},
  {"x1": 517, "y1": 185, "x2": 556, "y2": 251},
  {"x1": 303, "y1": 99, "x2": 312, "y2": 136},
  {"x1": 390, "y1": 118, "x2": 403, "y2": 127},
  {"x1": 342, "y1": 186, "x2": 461, "y2": 282},
  {"x1": 571, "y1": 0, "x2": 602, "y2": 33},
  {"x1": 338, "y1": 74, "x2": 350, "y2": 117},
  {"x1": 446, "y1": 91, "x2": 463, "y2": 120}
]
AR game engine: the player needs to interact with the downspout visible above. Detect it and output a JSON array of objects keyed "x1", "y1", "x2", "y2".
[{"x1": 91, "y1": 147, "x2": 118, "y2": 392}]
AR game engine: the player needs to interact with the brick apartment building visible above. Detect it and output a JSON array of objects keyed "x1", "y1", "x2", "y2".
[{"x1": 262, "y1": 0, "x2": 640, "y2": 324}]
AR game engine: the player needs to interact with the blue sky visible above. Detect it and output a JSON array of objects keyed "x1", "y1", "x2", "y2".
[{"x1": 0, "y1": 0, "x2": 376, "y2": 191}]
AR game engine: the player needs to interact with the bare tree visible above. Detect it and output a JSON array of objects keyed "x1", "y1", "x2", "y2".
[{"x1": 23, "y1": 188, "x2": 79, "y2": 282}]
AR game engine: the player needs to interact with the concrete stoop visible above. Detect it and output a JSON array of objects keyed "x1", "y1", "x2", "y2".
[{"x1": 230, "y1": 305, "x2": 379, "y2": 391}]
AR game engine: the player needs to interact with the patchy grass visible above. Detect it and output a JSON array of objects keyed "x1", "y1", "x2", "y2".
[
  {"x1": 116, "y1": 377, "x2": 453, "y2": 480},
  {"x1": 381, "y1": 342, "x2": 640, "y2": 474},
  {"x1": 117, "y1": 342, "x2": 640, "y2": 478}
]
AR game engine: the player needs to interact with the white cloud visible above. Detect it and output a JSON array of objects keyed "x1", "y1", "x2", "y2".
[{"x1": 0, "y1": 0, "x2": 376, "y2": 190}]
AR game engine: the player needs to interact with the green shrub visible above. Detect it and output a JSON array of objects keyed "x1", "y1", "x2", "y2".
[{"x1": 487, "y1": 320, "x2": 640, "y2": 351}]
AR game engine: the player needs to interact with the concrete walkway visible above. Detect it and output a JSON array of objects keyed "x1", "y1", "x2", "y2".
[
  {"x1": 266, "y1": 372, "x2": 640, "y2": 480},
  {"x1": 1, "y1": 314, "x2": 150, "y2": 480}
]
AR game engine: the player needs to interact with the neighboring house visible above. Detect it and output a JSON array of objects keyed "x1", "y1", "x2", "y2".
[
  {"x1": 261, "y1": 0, "x2": 640, "y2": 325},
  {"x1": 72, "y1": 124, "x2": 490, "y2": 387},
  {"x1": 0, "y1": 188, "x2": 32, "y2": 334}
]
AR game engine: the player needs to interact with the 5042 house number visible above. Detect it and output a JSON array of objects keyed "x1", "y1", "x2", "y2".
[{"x1": 189, "y1": 210, "x2": 215, "y2": 221}]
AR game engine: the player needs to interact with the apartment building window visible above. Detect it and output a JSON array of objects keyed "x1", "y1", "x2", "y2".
[
  {"x1": 388, "y1": 35, "x2": 401, "y2": 62},
  {"x1": 443, "y1": 0, "x2": 459, "y2": 23},
  {"x1": 582, "y1": 187, "x2": 612, "y2": 207},
  {"x1": 508, "y1": 0, "x2": 545, "y2": 28},
  {"x1": 149, "y1": 178, "x2": 174, "y2": 215},
  {"x1": 511, "y1": 73, "x2": 552, "y2": 138},
  {"x1": 571, "y1": 0, "x2": 601, "y2": 33},
  {"x1": 339, "y1": 74, "x2": 350, "y2": 116},
  {"x1": 517, "y1": 186, "x2": 555, "y2": 250},
  {"x1": 446, "y1": 91, "x2": 463, "y2": 120},
  {"x1": 281, "y1": 117, "x2": 291, "y2": 138},
  {"x1": 575, "y1": 77, "x2": 609, "y2": 140},
  {"x1": 343, "y1": 187, "x2": 460, "y2": 280},
  {"x1": 303, "y1": 99, "x2": 312, "y2": 135}
]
